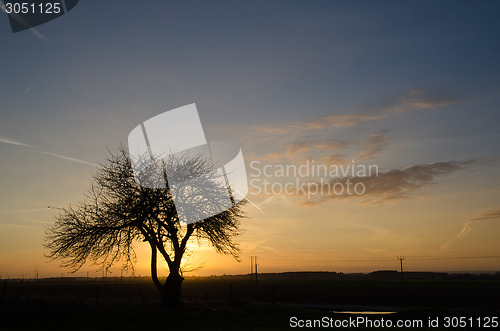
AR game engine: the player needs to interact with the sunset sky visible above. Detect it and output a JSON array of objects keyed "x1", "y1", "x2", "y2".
[{"x1": 1, "y1": 1, "x2": 500, "y2": 279}]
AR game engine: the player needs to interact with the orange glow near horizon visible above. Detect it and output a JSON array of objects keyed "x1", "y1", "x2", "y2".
[{"x1": 1, "y1": 2, "x2": 500, "y2": 280}]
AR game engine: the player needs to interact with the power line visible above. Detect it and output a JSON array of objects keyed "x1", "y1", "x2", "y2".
[
  {"x1": 262, "y1": 255, "x2": 500, "y2": 263},
  {"x1": 409, "y1": 255, "x2": 500, "y2": 261}
]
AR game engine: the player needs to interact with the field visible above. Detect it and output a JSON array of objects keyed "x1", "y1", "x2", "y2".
[{"x1": 1, "y1": 272, "x2": 499, "y2": 330}]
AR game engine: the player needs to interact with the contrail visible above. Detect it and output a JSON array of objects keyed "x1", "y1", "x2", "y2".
[
  {"x1": 0, "y1": 135, "x2": 33, "y2": 147},
  {"x1": 23, "y1": 219, "x2": 54, "y2": 224},
  {"x1": 0, "y1": 134, "x2": 97, "y2": 167},
  {"x1": 234, "y1": 189, "x2": 265, "y2": 214},
  {"x1": 441, "y1": 221, "x2": 472, "y2": 249},
  {"x1": 0, "y1": 207, "x2": 51, "y2": 215},
  {"x1": 0, "y1": 223, "x2": 45, "y2": 229},
  {"x1": 0, "y1": 2, "x2": 46, "y2": 40},
  {"x1": 441, "y1": 209, "x2": 500, "y2": 249},
  {"x1": 40, "y1": 151, "x2": 99, "y2": 167}
]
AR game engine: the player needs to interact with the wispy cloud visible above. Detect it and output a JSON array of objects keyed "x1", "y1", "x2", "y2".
[
  {"x1": 357, "y1": 134, "x2": 388, "y2": 160},
  {"x1": 315, "y1": 113, "x2": 384, "y2": 129},
  {"x1": 285, "y1": 138, "x2": 347, "y2": 159},
  {"x1": 247, "y1": 88, "x2": 464, "y2": 166},
  {"x1": 330, "y1": 160, "x2": 471, "y2": 203},
  {"x1": 285, "y1": 160, "x2": 475, "y2": 206},
  {"x1": 470, "y1": 210, "x2": 500, "y2": 221},
  {"x1": 442, "y1": 209, "x2": 500, "y2": 249},
  {"x1": 252, "y1": 88, "x2": 464, "y2": 136},
  {"x1": 253, "y1": 113, "x2": 383, "y2": 135},
  {"x1": 251, "y1": 132, "x2": 387, "y2": 165}
]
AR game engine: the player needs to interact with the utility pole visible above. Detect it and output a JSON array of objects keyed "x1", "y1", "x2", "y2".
[
  {"x1": 250, "y1": 256, "x2": 254, "y2": 283},
  {"x1": 254, "y1": 256, "x2": 258, "y2": 285},
  {"x1": 250, "y1": 256, "x2": 258, "y2": 285},
  {"x1": 397, "y1": 256, "x2": 405, "y2": 287}
]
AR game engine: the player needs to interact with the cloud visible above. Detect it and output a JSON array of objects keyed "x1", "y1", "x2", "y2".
[
  {"x1": 381, "y1": 88, "x2": 460, "y2": 113},
  {"x1": 319, "y1": 113, "x2": 385, "y2": 128},
  {"x1": 335, "y1": 160, "x2": 470, "y2": 202},
  {"x1": 247, "y1": 152, "x2": 283, "y2": 163},
  {"x1": 252, "y1": 113, "x2": 381, "y2": 136},
  {"x1": 315, "y1": 153, "x2": 348, "y2": 165},
  {"x1": 470, "y1": 210, "x2": 500, "y2": 221},
  {"x1": 252, "y1": 88, "x2": 464, "y2": 136},
  {"x1": 442, "y1": 209, "x2": 500, "y2": 249},
  {"x1": 357, "y1": 134, "x2": 388, "y2": 160},
  {"x1": 252, "y1": 132, "x2": 387, "y2": 165},
  {"x1": 248, "y1": 158, "x2": 477, "y2": 206},
  {"x1": 247, "y1": 88, "x2": 463, "y2": 166},
  {"x1": 293, "y1": 160, "x2": 474, "y2": 206},
  {"x1": 285, "y1": 138, "x2": 347, "y2": 159}
]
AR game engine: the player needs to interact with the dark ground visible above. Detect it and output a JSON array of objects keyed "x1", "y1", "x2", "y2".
[{"x1": 1, "y1": 272, "x2": 499, "y2": 330}]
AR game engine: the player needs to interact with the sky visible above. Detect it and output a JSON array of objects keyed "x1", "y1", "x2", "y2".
[{"x1": 1, "y1": 0, "x2": 500, "y2": 279}]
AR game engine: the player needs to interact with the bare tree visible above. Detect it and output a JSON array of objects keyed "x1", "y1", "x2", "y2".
[{"x1": 45, "y1": 147, "x2": 247, "y2": 308}]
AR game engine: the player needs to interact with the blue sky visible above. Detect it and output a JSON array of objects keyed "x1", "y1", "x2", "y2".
[{"x1": 1, "y1": 1, "x2": 500, "y2": 277}]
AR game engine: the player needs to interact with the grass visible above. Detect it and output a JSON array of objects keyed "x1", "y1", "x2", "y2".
[{"x1": 0, "y1": 276, "x2": 499, "y2": 330}]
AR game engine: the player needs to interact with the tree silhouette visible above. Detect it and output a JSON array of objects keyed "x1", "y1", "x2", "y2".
[{"x1": 45, "y1": 147, "x2": 247, "y2": 308}]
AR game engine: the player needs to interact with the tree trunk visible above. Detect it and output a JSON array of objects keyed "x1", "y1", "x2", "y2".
[{"x1": 161, "y1": 272, "x2": 184, "y2": 308}]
